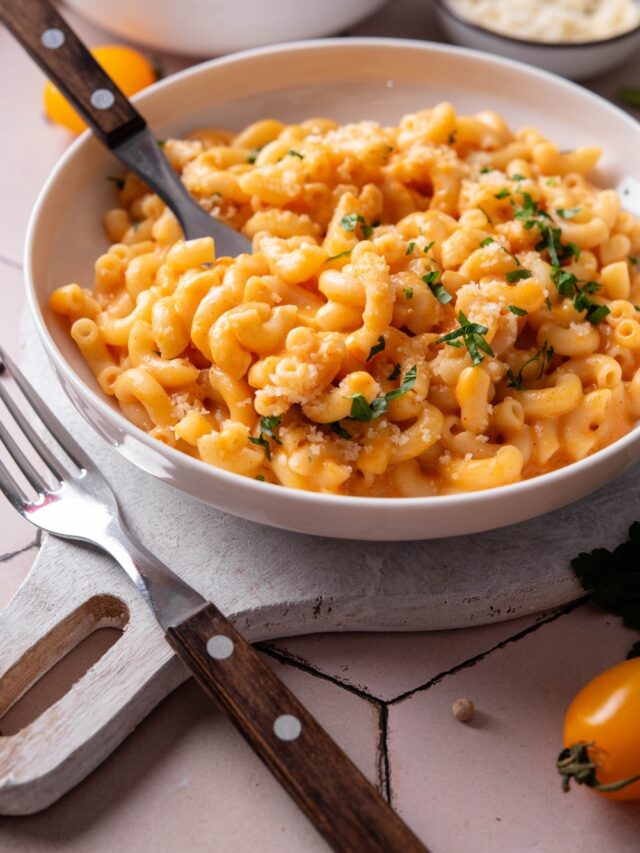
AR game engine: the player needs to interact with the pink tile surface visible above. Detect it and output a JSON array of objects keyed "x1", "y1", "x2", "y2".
[
  {"x1": 387, "y1": 606, "x2": 640, "y2": 853},
  {"x1": 0, "y1": 543, "x2": 39, "y2": 612},
  {"x1": 0, "y1": 656, "x2": 379, "y2": 852}
]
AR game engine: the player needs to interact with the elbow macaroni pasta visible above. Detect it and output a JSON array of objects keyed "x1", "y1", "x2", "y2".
[{"x1": 52, "y1": 104, "x2": 640, "y2": 496}]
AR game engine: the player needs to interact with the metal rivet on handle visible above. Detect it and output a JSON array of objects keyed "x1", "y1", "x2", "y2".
[
  {"x1": 41, "y1": 28, "x2": 65, "y2": 49},
  {"x1": 206, "y1": 635, "x2": 234, "y2": 660},
  {"x1": 90, "y1": 89, "x2": 116, "y2": 110},
  {"x1": 274, "y1": 714, "x2": 302, "y2": 741}
]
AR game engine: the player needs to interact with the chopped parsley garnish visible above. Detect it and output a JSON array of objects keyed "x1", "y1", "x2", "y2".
[
  {"x1": 571, "y1": 520, "x2": 640, "y2": 658},
  {"x1": 247, "y1": 145, "x2": 263, "y2": 164},
  {"x1": 480, "y1": 165, "x2": 492, "y2": 174},
  {"x1": 248, "y1": 415, "x2": 282, "y2": 461},
  {"x1": 494, "y1": 188, "x2": 511, "y2": 199},
  {"x1": 403, "y1": 287, "x2": 414, "y2": 300},
  {"x1": 506, "y1": 268, "x2": 532, "y2": 283},
  {"x1": 511, "y1": 192, "x2": 579, "y2": 266},
  {"x1": 506, "y1": 305, "x2": 528, "y2": 316},
  {"x1": 255, "y1": 475, "x2": 265, "y2": 481},
  {"x1": 156, "y1": 139, "x2": 166, "y2": 148},
  {"x1": 340, "y1": 213, "x2": 374, "y2": 239},
  {"x1": 330, "y1": 421, "x2": 351, "y2": 440},
  {"x1": 480, "y1": 237, "x2": 494, "y2": 247},
  {"x1": 630, "y1": 256, "x2": 639, "y2": 266},
  {"x1": 424, "y1": 241, "x2": 435, "y2": 253},
  {"x1": 406, "y1": 241, "x2": 416, "y2": 255},
  {"x1": 367, "y1": 335, "x2": 386, "y2": 360},
  {"x1": 328, "y1": 249, "x2": 352, "y2": 261},
  {"x1": 387, "y1": 363, "x2": 401, "y2": 380},
  {"x1": 436, "y1": 311, "x2": 495, "y2": 366},
  {"x1": 545, "y1": 296, "x2": 553, "y2": 310},
  {"x1": 556, "y1": 207, "x2": 580, "y2": 219},
  {"x1": 288, "y1": 149, "x2": 303, "y2": 159},
  {"x1": 510, "y1": 173, "x2": 525, "y2": 181},
  {"x1": 550, "y1": 267, "x2": 609, "y2": 324},
  {"x1": 423, "y1": 271, "x2": 451, "y2": 304},
  {"x1": 348, "y1": 365, "x2": 417, "y2": 422},
  {"x1": 506, "y1": 340, "x2": 554, "y2": 390},
  {"x1": 107, "y1": 176, "x2": 125, "y2": 190},
  {"x1": 618, "y1": 86, "x2": 640, "y2": 108},
  {"x1": 546, "y1": 178, "x2": 557, "y2": 186}
]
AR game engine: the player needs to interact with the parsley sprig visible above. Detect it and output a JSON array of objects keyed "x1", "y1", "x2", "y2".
[
  {"x1": 423, "y1": 271, "x2": 451, "y2": 304},
  {"x1": 340, "y1": 213, "x2": 374, "y2": 239},
  {"x1": 248, "y1": 415, "x2": 282, "y2": 460},
  {"x1": 367, "y1": 335, "x2": 385, "y2": 360},
  {"x1": 348, "y1": 365, "x2": 418, "y2": 422},
  {"x1": 571, "y1": 521, "x2": 640, "y2": 658},
  {"x1": 550, "y1": 267, "x2": 610, "y2": 324},
  {"x1": 506, "y1": 340, "x2": 554, "y2": 390},
  {"x1": 436, "y1": 311, "x2": 495, "y2": 366},
  {"x1": 511, "y1": 192, "x2": 580, "y2": 266}
]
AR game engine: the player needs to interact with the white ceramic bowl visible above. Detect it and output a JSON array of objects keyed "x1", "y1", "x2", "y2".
[
  {"x1": 25, "y1": 38, "x2": 640, "y2": 541},
  {"x1": 433, "y1": 0, "x2": 640, "y2": 80},
  {"x1": 62, "y1": 0, "x2": 388, "y2": 56}
]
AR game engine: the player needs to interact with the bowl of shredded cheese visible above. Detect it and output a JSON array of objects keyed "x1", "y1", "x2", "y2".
[{"x1": 435, "y1": 0, "x2": 640, "y2": 79}]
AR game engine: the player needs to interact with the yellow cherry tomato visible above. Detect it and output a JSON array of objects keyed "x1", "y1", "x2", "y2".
[
  {"x1": 43, "y1": 45, "x2": 157, "y2": 133},
  {"x1": 559, "y1": 657, "x2": 640, "y2": 800}
]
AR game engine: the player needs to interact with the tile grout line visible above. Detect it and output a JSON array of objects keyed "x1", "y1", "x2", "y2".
[
  {"x1": 386, "y1": 597, "x2": 588, "y2": 706},
  {"x1": 376, "y1": 703, "x2": 393, "y2": 805},
  {"x1": 256, "y1": 642, "x2": 381, "y2": 704},
  {"x1": 0, "y1": 254, "x2": 22, "y2": 271},
  {"x1": 0, "y1": 536, "x2": 40, "y2": 563}
]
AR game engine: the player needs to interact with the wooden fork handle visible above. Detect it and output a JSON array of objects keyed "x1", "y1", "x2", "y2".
[
  {"x1": 166, "y1": 603, "x2": 428, "y2": 853},
  {"x1": 0, "y1": 0, "x2": 145, "y2": 147}
]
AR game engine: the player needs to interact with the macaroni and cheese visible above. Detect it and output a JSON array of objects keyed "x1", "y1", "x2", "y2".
[{"x1": 51, "y1": 103, "x2": 640, "y2": 496}]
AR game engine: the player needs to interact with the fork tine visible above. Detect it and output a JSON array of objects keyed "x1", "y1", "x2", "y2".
[
  {"x1": 0, "y1": 455, "x2": 28, "y2": 510},
  {"x1": 0, "y1": 346, "x2": 95, "y2": 475},
  {"x1": 0, "y1": 417, "x2": 50, "y2": 493}
]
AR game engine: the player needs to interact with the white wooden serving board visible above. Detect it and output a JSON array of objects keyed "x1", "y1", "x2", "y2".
[{"x1": 1, "y1": 316, "x2": 639, "y2": 815}]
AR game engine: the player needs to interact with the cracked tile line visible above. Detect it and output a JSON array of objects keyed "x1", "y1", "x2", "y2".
[
  {"x1": 0, "y1": 536, "x2": 40, "y2": 563},
  {"x1": 0, "y1": 254, "x2": 22, "y2": 271},
  {"x1": 387, "y1": 597, "x2": 588, "y2": 707}
]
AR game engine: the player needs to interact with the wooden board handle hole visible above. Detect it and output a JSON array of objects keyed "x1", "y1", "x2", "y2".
[{"x1": 0, "y1": 594, "x2": 129, "y2": 736}]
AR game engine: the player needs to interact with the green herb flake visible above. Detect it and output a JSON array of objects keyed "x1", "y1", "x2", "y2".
[
  {"x1": 494, "y1": 188, "x2": 511, "y2": 199},
  {"x1": 107, "y1": 176, "x2": 125, "y2": 190},
  {"x1": 367, "y1": 335, "x2": 386, "y2": 361},
  {"x1": 406, "y1": 241, "x2": 416, "y2": 256},
  {"x1": 506, "y1": 305, "x2": 528, "y2": 316},
  {"x1": 423, "y1": 272, "x2": 451, "y2": 304},
  {"x1": 506, "y1": 268, "x2": 533, "y2": 283},
  {"x1": 248, "y1": 415, "x2": 282, "y2": 461},
  {"x1": 288, "y1": 149, "x2": 303, "y2": 159},
  {"x1": 630, "y1": 256, "x2": 639, "y2": 266},
  {"x1": 436, "y1": 311, "x2": 495, "y2": 366},
  {"x1": 156, "y1": 139, "x2": 166, "y2": 148},
  {"x1": 480, "y1": 166, "x2": 492, "y2": 174},
  {"x1": 328, "y1": 249, "x2": 352, "y2": 261},
  {"x1": 570, "y1": 520, "x2": 640, "y2": 657},
  {"x1": 480, "y1": 237, "x2": 494, "y2": 247},
  {"x1": 556, "y1": 207, "x2": 581, "y2": 219},
  {"x1": 424, "y1": 241, "x2": 435, "y2": 253},
  {"x1": 340, "y1": 213, "x2": 373, "y2": 238},
  {"x1": 545, "y1": 296, "x2": 553, "y2": 310},
  {"x1": 330, "y1": 421, "x2": 351, "y2": 440},
  {"x1": 506, "y1": 340, "x2": 554, "y2": 390},
  {"x1": 255, "y1": 474, "x2": 265, "y2": 481},
  {"x1": 403, "y1": 287, "x2": 414, "y2": 300},
  {"x1": 545, "y1": 178, "x2": 558, "y2": 186},
  {"x1": 247, "y1": 145, "x2": 263, "y2": 164},
  {"x1": 348, "y1": 366, "x2": 417, "y2": 422},
  {"x1": 510, "y1": 173, "x2": 526, "y2": 181}
]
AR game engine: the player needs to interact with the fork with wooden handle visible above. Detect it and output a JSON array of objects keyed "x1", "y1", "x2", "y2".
[{"x1": 0, "y1": 347, "x2": 427, "y2": 853}]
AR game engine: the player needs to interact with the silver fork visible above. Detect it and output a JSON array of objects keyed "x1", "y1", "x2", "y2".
[
  {"x1": 0, "y1": 347, "x2": 425, "y2": 853},
  {"x1": 0, "y1": 0, "x2": 251, "y2": 254}
]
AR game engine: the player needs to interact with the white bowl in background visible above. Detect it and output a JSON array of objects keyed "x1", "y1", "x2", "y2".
[
  {"x1": 433, "y1": 0, "x2": 640, "y2": 80},
  {"x1": 62, "y1": 0, "x2": 388, "y2": 56},
  {"x1": 25, "y1": 38, "x2": 640, "y2": 540}
]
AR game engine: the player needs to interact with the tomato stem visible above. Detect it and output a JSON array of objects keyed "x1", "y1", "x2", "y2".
[{"x1": 557, "y1": 742, "x2": 640, "y2": 793}]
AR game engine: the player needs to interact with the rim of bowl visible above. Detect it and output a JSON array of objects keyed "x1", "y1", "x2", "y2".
[
  {"x1": 434, "y1": 0, "x2": 640, "y2": 49},
  {"x1": 24, "y1": 35, "x2": 640, "y2": 513}
]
